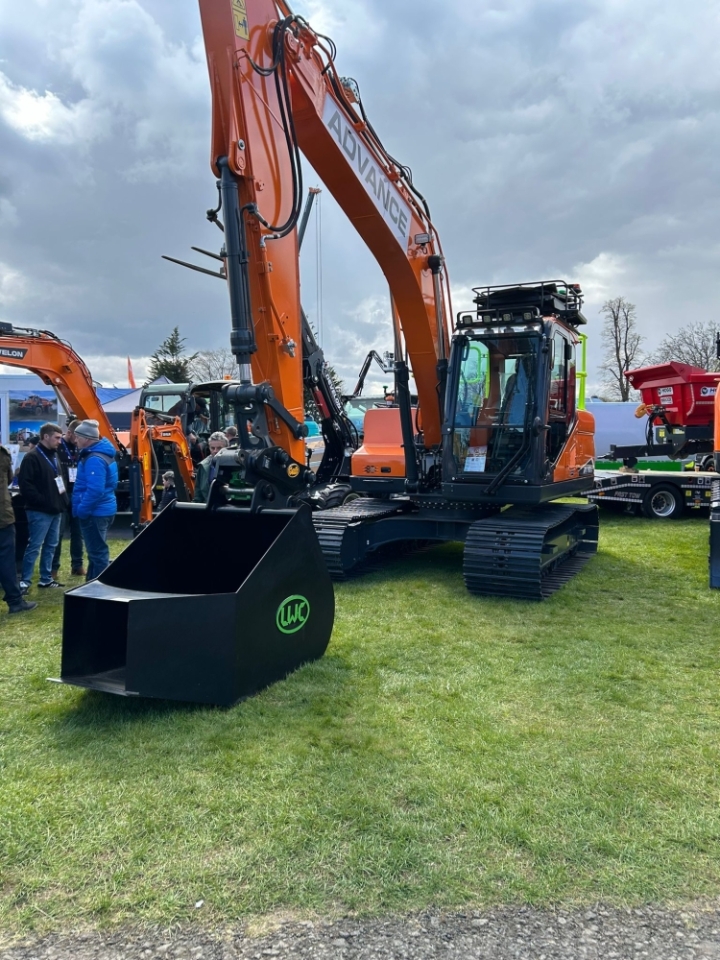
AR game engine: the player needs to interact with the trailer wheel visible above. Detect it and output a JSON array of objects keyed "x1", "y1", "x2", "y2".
[
  {"x1": 642, "y1": 483, "x2": 685, "y2": 520},
  {"x1": 697, "y1": 454, "x2": 716, "y2": 473}
]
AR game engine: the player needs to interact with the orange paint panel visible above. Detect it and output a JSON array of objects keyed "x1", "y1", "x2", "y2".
[
  {"x1": 351, "y1": 407, "x2": 406, "y2": 478},
  {"x1": 552, "y1": 410, "x2": 595, "y2": 482}
]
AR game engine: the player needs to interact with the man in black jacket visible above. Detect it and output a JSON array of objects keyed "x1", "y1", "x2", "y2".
[
  {"x1": 1, "y1": 444, "x2": 37, "y2": 614},
  {"x1": 52, "y1": 419, "x2": 86, "y2": 578},
  {"x1": 18, "y1": 422, "x2": 68, "y2": 591}
]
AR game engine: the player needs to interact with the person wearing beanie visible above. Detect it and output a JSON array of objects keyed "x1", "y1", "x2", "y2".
[
  {"x1": 18, "y1": 422, "x2": 68, "y2": 591},
  {"x1": 72, "y1": 420, "x2": 118, "y2": 581},
  {"x1": 52, "y1": 418, "x2": 86, "y2": 579},
  {"x1": 1, "y1": 443, "x2": 37, "y2": 614}
]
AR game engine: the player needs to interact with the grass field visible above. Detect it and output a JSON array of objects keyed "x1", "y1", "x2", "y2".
[{"x1": 1, "y1": 509, "x2": 720, "y2": 937}]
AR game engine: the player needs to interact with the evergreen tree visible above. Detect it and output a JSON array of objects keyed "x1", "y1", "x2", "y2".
[{"x1": 145, "y1": 328, "x2": 198, "y2": 384}]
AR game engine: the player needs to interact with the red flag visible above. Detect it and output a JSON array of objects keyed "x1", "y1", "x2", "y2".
[{"x1": 127, "y1": 356, "x2": 137, "y2": 389}]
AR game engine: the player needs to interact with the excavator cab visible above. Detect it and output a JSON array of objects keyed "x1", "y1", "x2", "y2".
[
  {"x1": 442, "y1": 282, "x2": 595, "y2": 504},
  {"x1": 449, "y1": 334, "x2": 540, "y2": 479},
  {"x1": 139, "y1": 383, "x2": 196, "y2": 429},
  {"x1": 188, "y1": 382, "x2": 240, "y2": 439}
]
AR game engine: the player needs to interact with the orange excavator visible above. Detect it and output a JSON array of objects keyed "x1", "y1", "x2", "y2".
[
  {"x1": 54, "y1": 0, "x2": 598, "y2": 706},
  {"x1": 0, "y1": 322, "x2": 194, "y2": 530},
  {"x1": 1, "y1": 322, "x2": 122, "y2": 443},
  {"x1": 126, "y1": 406, "x2": 194, "y2": 529},
  {"x1": 185, "y1": 0, "x2": 598, "y2": 600}
]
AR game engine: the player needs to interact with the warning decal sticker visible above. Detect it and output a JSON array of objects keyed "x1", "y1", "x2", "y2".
[{"x1": 231, "y1": 0, "x2": 249, "y2": 39}]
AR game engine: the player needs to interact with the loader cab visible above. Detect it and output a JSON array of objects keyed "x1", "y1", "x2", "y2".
[
  {"x1": 139, "y1": 381, "x2": 235, "y2": 439},
  {"x1": 442, "y1": 281, "x2": 587, "y2": 503},
  {"x1": 139, "y1": 383, "x2": 195, "y2": 431},
  {"x1": 189, "y1": 382, "x2": 238, "y2": 438}
]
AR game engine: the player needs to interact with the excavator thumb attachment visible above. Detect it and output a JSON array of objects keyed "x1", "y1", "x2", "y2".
[{"x1": 55, "y1": 504, "x2": 334, "y2": 705}]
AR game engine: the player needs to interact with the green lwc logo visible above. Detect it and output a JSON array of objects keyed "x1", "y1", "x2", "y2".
[{"x1": 276, "y1": 595, "x2": 310, "y2": 634}]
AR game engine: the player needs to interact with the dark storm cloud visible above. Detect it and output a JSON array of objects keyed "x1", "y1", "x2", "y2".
[
  {"x1": 0, "y1": 0, "x2": 228, "y2": 380},
  {"x1": 298, "y1": 0, "x2": 720, "y2": 385},
  {"x1": 0, "y1": 0, "x2": 718, "y2": 389}
]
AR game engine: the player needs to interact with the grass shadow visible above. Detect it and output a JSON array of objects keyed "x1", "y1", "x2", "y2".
[
  {"x1": 347, "y1": 539, "x2": 466, "y2": 587},
  {"x1": 47, "y1": 647, "x2": 358, "y2": 746}
]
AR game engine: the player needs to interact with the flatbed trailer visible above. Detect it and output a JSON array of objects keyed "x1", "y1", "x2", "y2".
[{"x1": 588, "y1": 468, "x2": 717, "y2": 519}]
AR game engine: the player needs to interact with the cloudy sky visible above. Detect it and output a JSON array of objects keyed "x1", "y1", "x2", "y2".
[{"x1": 1, "y1": 0, "x2": 719, "y2": 394}]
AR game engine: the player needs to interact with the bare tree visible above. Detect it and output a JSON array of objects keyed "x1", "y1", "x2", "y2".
[
  {"x1": 186, "y1": 347, "x2": 237, "y2": 382},
  {"x1": 647, "y1": 320, "x2": 720, "y2": 372},
  {"x1": 599, "y1": 297, "x2": 645, "y2": 401}
]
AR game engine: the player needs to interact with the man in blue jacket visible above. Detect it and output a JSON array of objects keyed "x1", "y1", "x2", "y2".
[{"x1": 72, "y1": 420, "x2": 118, "y2": 581}]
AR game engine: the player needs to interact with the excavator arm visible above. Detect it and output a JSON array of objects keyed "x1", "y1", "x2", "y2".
[
  {"x1": 349, "y1": 351, "x2": 396, "y2": 400},
  {"x1": 0, "y1": 323, "x2": 121, "y2": 449},
  {"x1": 197, "y1": 0, "x2": 451, "y2": 455}
]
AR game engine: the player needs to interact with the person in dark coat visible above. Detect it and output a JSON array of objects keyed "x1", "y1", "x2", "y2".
[
  {"x1": 1, "y1": 445, "x2": 37, "y2": 614},
  {"x1": 72, "y1": 420, "x2": 118, "y2": 581},
  {"x1": 52, "y1": 419, "x2": 86, "y2": 578},
  {"x1": 187, "y1": 431, "x2": 205, "y2": 466},
  {"x1": 18, "y1": 422, "x2": 68, "y2": 590},
  {"x1": 192, "y1": 432, "x2": 228, "y2": 503},
  {"x1": 158, "y1": 471, "x2": 178, "y2": 511}
]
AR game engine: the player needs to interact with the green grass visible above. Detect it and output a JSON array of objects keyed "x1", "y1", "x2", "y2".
[{"x1": 1, "y1": 511, "x2": 720, "y2": 936}]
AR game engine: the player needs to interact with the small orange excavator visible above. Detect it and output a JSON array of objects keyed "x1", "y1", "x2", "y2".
[{"x1": 0, "y1": 322, "x2": 194, "y2": 530}]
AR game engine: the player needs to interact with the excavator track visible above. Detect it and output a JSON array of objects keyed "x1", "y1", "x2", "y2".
[
  {"x1": 312, "y1": 498, "x2": 409, "y2": 579},
  {"x1": 463, "y1": 503, "x2": 599, "y2": 601},
  {"x1": 313, "y1": 498, "x2": 598, "y2": 598}
]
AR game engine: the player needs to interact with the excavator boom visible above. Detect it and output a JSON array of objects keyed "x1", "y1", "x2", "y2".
[
  {"x1": 197, "y1": 0, "x2": 450, "y2": 450},
  {"x1": 0, "y1": 323, "x2": 120, "y2": 448}
]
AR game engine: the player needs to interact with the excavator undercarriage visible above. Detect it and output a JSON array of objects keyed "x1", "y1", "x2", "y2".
[{"x1": 312, "y1": 498, "x2": 599, "y2": 601}]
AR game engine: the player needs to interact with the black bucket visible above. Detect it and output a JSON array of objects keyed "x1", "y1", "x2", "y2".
[{"x1": 55, "y1": 503, "x2": 334, "y2": 705}]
